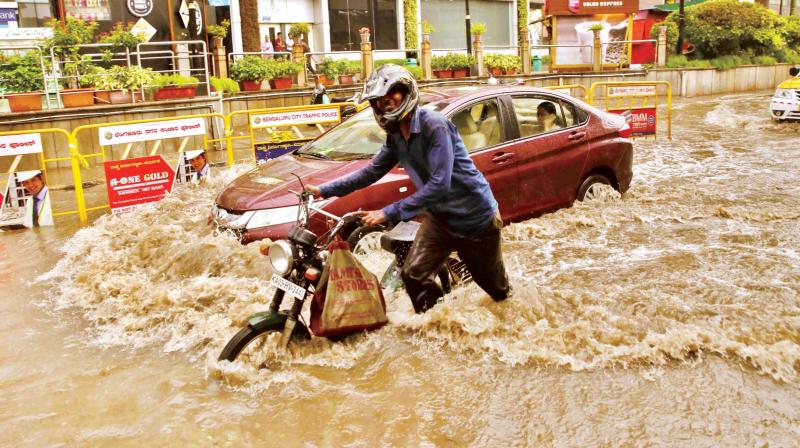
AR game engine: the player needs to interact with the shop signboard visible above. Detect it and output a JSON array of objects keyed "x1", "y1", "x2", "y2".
[{"x1": 549, "y1": 0, "x2": 639, "y2": 15}]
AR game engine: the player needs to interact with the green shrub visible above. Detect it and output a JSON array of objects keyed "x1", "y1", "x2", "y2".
[
  {"x1": 431, "y1": 54, "x2": 449, "y2": 70},
  {"x1": 405, "y1": 65, "x2": 422, "y2": 80},
  {"x1": 685, "y1": 59, "x2": 713, "y2": 68},
  {"x1": 288, "y1": 23, "x2": 310, "y2": 39},
  {"x1": 332, "y1": 59, "x2": 360, "y2": 75},
  {"x1": 781, "y1": 16, "x2": 800, "y2": 49},
  {"x1": 210, "y1": 76, "x2": 239, "y2": 93},
  {"x1": 404, "y1": 0, "x2": 418, "y2": 49},
  {"x1": 98, "y1": 22, "x2": 146, "y2": 55},
  {"x1": 319, "y1": 57, "x2": 340, "y2": 79},
  {"x1": 752, "y1": 55, "x2": 777, "y2": 65},
  {"x1": 151, "y1": 73, "x2": 199, "y2": 88},
  {"x1": 774, "y1": 48, "x2": 800, "y2": 64},
  {"x1": 649, "y1": 20, "x2": 678, "y2": 55},
  {"x1": 470, "y1": 22, "x2": 486, "y2": 35},
  {"x1": 265, "y1": 58, "x2": 303, "y2": 79},
  {"x1": 0, "y1": 51, "x2": 44, "y2": 93},
  {"x1": 206, "y1": 19, "x2": 230, "y2": 39},
  {"x1": 230, "y1": 56, "x2": 270, "y2": 82},
  {"x1": 484, "y1": 53, "x2": 520, "y2": 71},
  {"x1": 665, "y1": 55, "x2": 688, "y2": 68},
  {"x1": 678, "y1": 0, "x2": 780, "y2": 58}
]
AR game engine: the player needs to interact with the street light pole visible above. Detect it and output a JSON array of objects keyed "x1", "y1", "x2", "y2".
[
  {"x1": 465, "y1": 0, "x2": 472, "y2": 55},
  {"x1": 676, "y1": 0, "x2": 685, "y2": 56}
]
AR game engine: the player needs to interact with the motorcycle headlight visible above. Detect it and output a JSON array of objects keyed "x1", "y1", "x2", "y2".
[
  {"x1": 268, "y1": 240, "x2": 296, "y2": 275},
  {"x1": 775, "y1": 88, "x2": 794, "y2": 99},
  {"x1": 245, "y1": 201, "x2": 329, "y2": 230}
]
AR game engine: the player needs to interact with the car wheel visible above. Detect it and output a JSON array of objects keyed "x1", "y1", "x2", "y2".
[{"x1": 577, "y1": 174, "x2": 612, "y2": 201}]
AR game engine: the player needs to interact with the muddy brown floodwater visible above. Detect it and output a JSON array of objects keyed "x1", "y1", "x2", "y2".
[{"x1": 1, "y1": 92, "x2": 799, "y2": 446}]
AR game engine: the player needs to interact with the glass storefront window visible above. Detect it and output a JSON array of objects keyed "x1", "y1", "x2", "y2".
[
  {"x1": 422, "y1": 0, "x2": 511, "y2": 49},
  {"x1": 329, "y1": 0, "x2": 397, "y2": 51},
  {"x1": 17, "y1": 0, "x2": 54, "y2": 28}
]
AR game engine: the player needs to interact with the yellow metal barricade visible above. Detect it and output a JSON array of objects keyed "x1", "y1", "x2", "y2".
[
  {"x1": 0, "y1": 128, "x2": 86, "y2": 223},
  {"x1": 544, "y1": 84, "x2": 588, "y2": 101},
  {"x1": 70, "y1": 113, "x2": 226, "y2": 220},
  {"x1": 225, "y1": 102, "x2": 361, "y2": 165},
  {"x1": 588, "y1": 81, "x2": 672, "y2": 140}
]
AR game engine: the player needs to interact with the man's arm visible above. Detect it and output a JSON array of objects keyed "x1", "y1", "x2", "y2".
[
  {"x1": 317, "y1": 143, "x2": 398, "y2": 198},
  {"x1": 382, "y1": 125, "x2": 453, "y2": 222}
]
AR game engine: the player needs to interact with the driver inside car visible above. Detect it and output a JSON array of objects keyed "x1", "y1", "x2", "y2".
[{"x1": 305, "y1": 64, "x2": 512, "y2": 313}]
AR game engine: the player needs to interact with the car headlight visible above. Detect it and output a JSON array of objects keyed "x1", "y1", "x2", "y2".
[
  {"x1": 268, "y1": 240, "x2": 295, "y2": 275},
  {"x1": 245, "y1": 200, "x2": 329, "y2": 230},
  {"x1": 775, "y1": 88, "x2": 794, "y2": 99}
]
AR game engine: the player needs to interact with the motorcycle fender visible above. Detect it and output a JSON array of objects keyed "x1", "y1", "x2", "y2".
[{"x1": 248, "y1": 311, "x2": 288, "y2": 332}]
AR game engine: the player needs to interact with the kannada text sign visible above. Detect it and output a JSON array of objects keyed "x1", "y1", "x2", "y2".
[
  {"x1": 98, "y1": 118, "x2": 206, "y2": 146},
  {"x1": 0, "y1": 133, "x2": 43, "y2": 156}
]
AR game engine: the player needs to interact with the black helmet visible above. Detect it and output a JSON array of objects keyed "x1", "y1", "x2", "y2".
[{"x1": 359, "y1": 64, "x2": 419, "y2": 132}]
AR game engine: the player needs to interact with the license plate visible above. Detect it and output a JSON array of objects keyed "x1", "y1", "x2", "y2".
[{"x1": 270, "y1": 274, "x2": 306, "y2": 298}]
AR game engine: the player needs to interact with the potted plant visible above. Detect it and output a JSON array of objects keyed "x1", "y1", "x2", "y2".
[
  {"x1": 317, "y1": 57, "x2": 339, "y2": 86},
  {"x1": 422, "y1": 20, "x2": 435, "y2": 43},
  {"x1": 97, "y1": 22, "x2": 146, "y2": 63},
  {"x1": 210, "y1": 76, "x2": 240, "y2": 95},
  {"x1": 44, "y1": 18, "x2": 98, "y2": 90},
  {"x1": 501, "y1": 54, "x2": 521, "y2": 75},
  {"x1": 470, "y1": 22, "x2": 486, "y2": 43},
  {"x1": 95, "y1": 65, "x2": 155, "y2": 103},
  {"x1": 151, "y1": 73, "x2": 200, "y2": 100},
  {"x1": 230, "y1": 56, "x2": 270, "y2": 91},
  {"x1": 484, "y1": 53, "x2": 504, "y2": 76},
  {"x1": 333, "y1": 59, "x2": 360, "y2": 85},
  {"x1": 288, "y1": 23, "x2": 310, "y2": 42},
  {"x1": 432, "y1": 54, "x2": 453, "y2": 78},
  {"x1": 59, "y1": 57, "x2": 99, "y2": 108},
  {"x1": 0, "y1": 51, "x2": 45, "y2": 112},
  {"x1": 449, "y1": 53, "x2": 473, "y2": 78},
  {"x1": 266, "y1": 58, "x2": 302, "y2": 89},
  {"x1": 206, "y1": 19, "x2": 230, "y2": 49}
]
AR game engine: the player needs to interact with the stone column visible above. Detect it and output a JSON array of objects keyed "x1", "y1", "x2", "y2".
[
  {"x1": 592, "y1": 29, "x2": 602, "y2": 72},
  {"x1": 293, "y1": 40, "x2": 306, "y2": 87},
  {"x1": 520, "y1": 32, "x2": 531, "y2": 75},
  {"x1": 657, "y1": 26, "x2": 667, "y2": 68},
  {"x1": 213, "y1": 38, "x2": 227, "y2": 78},
  {"x1": 421, "y1": 33, "x2": 432, "y2": 80},
  {"x1": 360, "y1": 31, "x2": 373, "y2": 81},
  {"x1": 473, "y1": 34, "x2": 484, "y2": 77}
]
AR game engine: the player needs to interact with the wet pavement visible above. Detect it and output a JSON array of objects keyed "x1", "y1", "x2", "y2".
[{"x1": 1, "y1": 91, "x2": 799, "y2": 446}]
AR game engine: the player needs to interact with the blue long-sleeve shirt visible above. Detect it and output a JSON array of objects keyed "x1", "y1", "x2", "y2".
[{"x1": 319, "y1": 107, "x2": 498, "y2": 237}]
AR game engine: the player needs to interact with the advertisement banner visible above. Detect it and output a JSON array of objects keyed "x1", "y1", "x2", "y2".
[
  {"x1": 103, "y1": 155, "x2": 176, "y2": 212},
  {"x1": 250, "y1": 106, "x2": 341, "y2": 129},
  {"x1": 98, "y1": 118, "x2": 206, "y2": 146},
  {"x1": 0, "y1": 8, "x2": 17, "y2": 23},
  {"x1": 609, "y1": 107, "x2": 657, "y2": 137},
  {"x1": 0, "y1": 133, "x2": 43, "y2": 156}
]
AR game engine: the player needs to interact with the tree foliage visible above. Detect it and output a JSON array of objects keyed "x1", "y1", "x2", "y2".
[{"x1": 404, "y1": 0, "x2": 418, "y2": 50}]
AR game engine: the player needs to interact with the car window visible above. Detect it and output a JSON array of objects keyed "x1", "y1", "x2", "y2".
[
  {"x1": 450, "y1": 99, "x2": 502, "y2": 153},
  {"x1": 561, "y1": 100, "x2": 588, "y2": 125},
  {"x1": 511, "y1": 96, "x2": 573, "y2": 138}
]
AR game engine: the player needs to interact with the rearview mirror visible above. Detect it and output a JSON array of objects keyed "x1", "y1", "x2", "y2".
[{"x1": 790, "y1": 67, "x2": 800, "y2": 77}]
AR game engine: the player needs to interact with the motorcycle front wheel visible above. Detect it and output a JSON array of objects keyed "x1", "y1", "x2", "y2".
[{"x1": 218, "y1": 317, "x2": 311, "y2": 362}]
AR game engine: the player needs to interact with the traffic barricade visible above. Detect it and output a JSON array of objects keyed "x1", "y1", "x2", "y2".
[
  {"x1": 544, "y1": 84, "x2": 588, "y2": 101},
  {"x1": 0, "y1": 128, "x2": 84, "y2": 228},
  {"x1": 225, "y1": 103, "x2": 361, "y2": 165},
  {"x1": 70, "y1": 113, "x2": 226, "y2": 219},
  {"x1": 588, "y1": 81, "x2": 672, "y2": 140}
]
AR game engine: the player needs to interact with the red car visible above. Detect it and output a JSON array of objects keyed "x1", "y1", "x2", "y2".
[{"x1": 213, "y1": 86, "x2": 633, "y2": 243}]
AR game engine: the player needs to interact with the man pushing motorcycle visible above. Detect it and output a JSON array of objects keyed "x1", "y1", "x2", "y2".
[{"x1": 305, "y1": 64, "x2": 511, "y2": 313}]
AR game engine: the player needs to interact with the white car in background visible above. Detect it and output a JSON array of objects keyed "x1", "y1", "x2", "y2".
[{"x1": 770, "y1": 67, "x2": 800, "y2": 121}]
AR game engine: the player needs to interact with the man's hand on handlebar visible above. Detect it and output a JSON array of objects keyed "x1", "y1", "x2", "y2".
[
  {"x1": 304, "y1": 185, "x2": 322, "y2": 197},
  {"x1": 357, "y1": 210, "x2": 387, "y2": 226}
]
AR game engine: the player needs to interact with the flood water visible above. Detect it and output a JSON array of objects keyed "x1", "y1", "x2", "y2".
[{"x1": 1, "y1": 92, "x2": 799, "y2": 446}]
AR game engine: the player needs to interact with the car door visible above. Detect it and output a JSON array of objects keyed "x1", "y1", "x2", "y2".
[
  {"x1": 447, "y1": 97, "x2": 519, "y2": 220},
  {"x1": 507, "y1": 94, "x2": 590, "y2": 216}
]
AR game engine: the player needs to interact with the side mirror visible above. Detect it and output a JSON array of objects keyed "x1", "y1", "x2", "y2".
[{"x1": 790, "y1": 67, "x2": 800, "y2": 77}]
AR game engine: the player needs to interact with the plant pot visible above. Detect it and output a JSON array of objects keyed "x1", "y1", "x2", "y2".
[
  {"x1": 317, "y1": 74, "x2": 335, "y2": 86},
  {"x1": 269, "y1": 77, "x2": 293, "y2": 89},
  {"x1": 212, "y1": 36, "x2": 224, "y2": 49},
  {"x1": 433, "y1": 69, "x2": 454, "y2": 78},
  {"x1": 503, "y1": 68, "x2": 517, "y2": 75},
  {"x1": 94, "y1": 90, "x2": 111, "y2": 105},
  {"x1": 488, "y1": 67, "x2": 503, "y2": 77},
  {"x1": 452, "y1": 68, "x2": 469, "y2": 78},
  {"x1": 60, "y1": 88, "x2": 95, "y2": 108},
  {"x1": 7, "y1": 92, "x2": 43, "y2": 112},
  {"x1": 337, "y1": 74, "x2": 354, "y2": 85},
  {"x1": 109, "y1": 90, "x2": 134, "y2": 104},
  {"x1": 154, "y1": 85, "x2": 198, "y2": 100},
  {"x1": 239, "y1": 80, "x2": 264, "y2": 91}
]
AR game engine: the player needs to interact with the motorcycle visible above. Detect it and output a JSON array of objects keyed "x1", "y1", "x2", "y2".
[
  {"x1": 218, "y1": 175, "x2": 471, "y2": 362},
  {"x1": 310, "y1": 80, "x2": 360, "y2": 120}
]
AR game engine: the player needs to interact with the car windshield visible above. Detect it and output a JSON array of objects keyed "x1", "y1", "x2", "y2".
[{"x1": 295, "y1": 103, "x2": 441, "y2": 161}]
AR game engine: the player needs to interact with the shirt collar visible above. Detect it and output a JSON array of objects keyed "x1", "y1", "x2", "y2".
[{"x1": 34, "y1": 186, "x2": 47, "y2": 201}]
